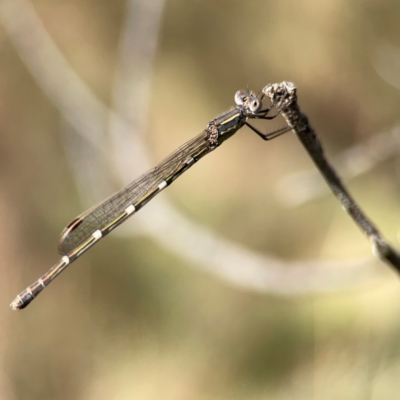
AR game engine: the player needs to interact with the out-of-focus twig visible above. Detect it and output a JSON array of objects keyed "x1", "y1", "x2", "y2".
[
  {"x1": 0, "y1": 0, "x2": 385, "y2": 296},
  {"x1": 372, "y1": 42, "x2": 400, "y2": 91},
  {"x1": 0, "y1": 0, "x2": 154, "y2": 205},
  {"x1": 276, "y1": 123, "x2": 400, "y2": 207},
  {"x1": 0, "y1": 0, "x2": 110, "y2": 152},
  {"x1": 108, "y1": 0, "x2": 165, "y2": 187},
  {"x1": 111, "y1": 0, "x2": 164, "y2": 137},
  {"x1": 263, "y1": 82, "x2": 400, "y2": 272}
]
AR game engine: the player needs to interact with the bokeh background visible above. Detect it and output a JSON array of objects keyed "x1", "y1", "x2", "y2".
[{"x1": 2, "y1": 0, "x2": 400, "y2": 399}]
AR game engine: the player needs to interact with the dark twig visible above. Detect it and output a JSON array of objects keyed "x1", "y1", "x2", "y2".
[
  {"x1": 263, "y1": 82, "x2": 400, "y2": 272},
  {"x1": 276, "y1": 122, "x2": 400, "y2": 207}
]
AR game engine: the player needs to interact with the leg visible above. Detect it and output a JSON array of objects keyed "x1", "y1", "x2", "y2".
[
  {"x1": 245, "y1": 122, "x2": 292, "y2": 141},
  {"x1": 253, "y1": 104, "x2": 285, "y2": 120}
]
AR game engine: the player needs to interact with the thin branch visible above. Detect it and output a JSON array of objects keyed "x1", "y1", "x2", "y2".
[
  {"x1": 276, "y1": 123, "x2": 400, "y2": 207},
  {"x1": 263, "y1": 82, "x2": 400, "y2": 272}
]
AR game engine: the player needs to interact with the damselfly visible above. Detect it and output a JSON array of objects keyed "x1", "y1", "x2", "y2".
[{"x1": 10, "y1": 87, "x2": 292, "y2": 310}]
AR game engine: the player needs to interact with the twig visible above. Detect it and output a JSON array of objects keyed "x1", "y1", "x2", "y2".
[
  {"x1": 276, "y1": 122, "x2": 400, "y2": 207},
  {"x1": 263, "y1": 82, "x2": 400, "y2": 272}
]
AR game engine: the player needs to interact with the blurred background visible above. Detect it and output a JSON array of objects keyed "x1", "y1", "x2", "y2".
[{"x1": 1, "y1": 0, "x2": 400, "y2": 399}]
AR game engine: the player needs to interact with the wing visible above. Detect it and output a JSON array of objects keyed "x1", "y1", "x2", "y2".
[{"x1": 58, "y1": 130, "x2": 210, "y2": 255}]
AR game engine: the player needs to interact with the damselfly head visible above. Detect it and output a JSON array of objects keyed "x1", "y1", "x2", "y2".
[
  {"x1": 235, "y1": 90, "x2": 263, "y2": 113},
  {"x1": 234, "y1": 90, "x2": 249, "y2": 105}
]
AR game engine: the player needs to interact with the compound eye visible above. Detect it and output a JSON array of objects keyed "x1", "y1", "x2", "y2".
[
  {"x1": 249, "y1": 97, "x2": 262, "y2": 113},
  {"x1": 235, "y1": 90, "x2": 248, "y2": 105}
]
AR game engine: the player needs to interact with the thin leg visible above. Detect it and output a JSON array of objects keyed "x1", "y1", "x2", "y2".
[
  {"x1": 257, "y1": 108, "x2": 272, "y2": 115},
  {"x1": 253, "y1": 114, "x2": 280, "y2": 120},
  {"x1": 254, "y1": 100, "x2": 286, "y2": 120},
  {"x1": 256, "y1": 97, "x2": 276, "y2": 116},
  {"x1": 245, "y1": 122, "x2": 292, "y2": 141}
]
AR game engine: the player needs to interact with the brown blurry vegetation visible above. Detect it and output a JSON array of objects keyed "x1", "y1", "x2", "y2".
[{"x1": 1, "y1": 0, "x2": 400, "y2": 399}]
